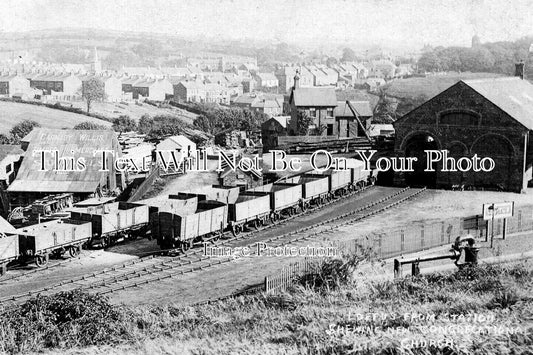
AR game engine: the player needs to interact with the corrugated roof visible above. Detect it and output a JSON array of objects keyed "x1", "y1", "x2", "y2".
[
  {"x1": 8, "y1": 129, "x2": 121, "y2": 193},
  {"x1": 462, "y1": 77, "x2": 533, "y2": 130},
  {"x1": 291, "y1": 87, "x2": 337, "y2": 107},
  {"x1": 334, "y1": 101, "x2": 373, "y2": 118}
]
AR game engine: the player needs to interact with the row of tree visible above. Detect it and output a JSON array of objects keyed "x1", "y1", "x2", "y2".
[
  {"x1": 193, "y1": 106, "x2": 268, "y2": 135},
  {"x1": 417, "y1": 36, "x2": 533, "y2": 74}
]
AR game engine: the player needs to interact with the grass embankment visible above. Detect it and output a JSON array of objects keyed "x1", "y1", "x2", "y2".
[{"x1": 1, "y1": 255, "x2": 531, "y2": 354}]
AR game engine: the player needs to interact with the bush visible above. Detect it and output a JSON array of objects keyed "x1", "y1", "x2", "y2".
[
  {"x1": 297, "y1": 252, "x2": 367, "y2": 292},
  {"x1": 0, "y1": 290, "x2": 129, "y2": 353}
]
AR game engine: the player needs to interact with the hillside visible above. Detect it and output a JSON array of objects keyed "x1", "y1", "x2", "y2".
[
  {"x1": 0, "y1": 101, "x2": 112, "y2": 134},
  {"x1": 384, "y1": 72, "x2": 505, "y2": 100}
]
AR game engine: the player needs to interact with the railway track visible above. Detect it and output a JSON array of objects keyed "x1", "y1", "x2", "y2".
[
  {"x1": 0, "y1": 183, "x2": 375, "y2": 285},
  {"x1": 0, "y1": 186, "x2": 425, "y2": 306}
]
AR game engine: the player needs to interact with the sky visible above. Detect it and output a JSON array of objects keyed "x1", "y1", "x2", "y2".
[{"x1": 1, "y1": 0, "x2": 533, "y2": 49}]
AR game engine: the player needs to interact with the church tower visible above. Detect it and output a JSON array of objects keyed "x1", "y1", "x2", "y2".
[{"x1": 91, "y1": 47, "x2": 102, "y2": 73}]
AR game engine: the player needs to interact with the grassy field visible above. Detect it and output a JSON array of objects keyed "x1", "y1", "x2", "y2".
[
  {"x1": 0, "y1": 101, "x2": 112, "y2": 134},
  {"x1": 1, "y1": 256, "x2": 531, "y2": 354},
  {"x1": 384, "y1": 72, "x2": 505, "y2": 100}
]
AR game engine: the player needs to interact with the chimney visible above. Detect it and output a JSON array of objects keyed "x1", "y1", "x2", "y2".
[
  {"x1": 294, "y1": 69, "x2": 300, "y2": 89},
  {"x1": 515, "y1": 60, "x2": 525, "y2": 80}
]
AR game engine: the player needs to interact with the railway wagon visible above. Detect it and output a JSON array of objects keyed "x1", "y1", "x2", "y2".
[
  {"x1": 0, "y1": 234, "x2": 19, "y2": 276},
  {"x1": 17, "y1": 219, "x2": 92, "y2": 267},
  {"x1": 70, "y1": 202, "x2": 149, "y2": 248},
  {"x1": 249, "y1": 183, "x2": 302, "y2": 220},
  {"x1": 205, "y1": 185, "x2": 241, "y2": 204},
  {"x1": 156, "y1": 200, "x2": 228, "y2": 251},
  {"x1": 228, "y1": 191, "x2": 271, "y2": 235},
  {"x1": 351, "y1": 160, "x2": 376, "y2": 187},
  {"x1": 140, "y1": 193, "x2": 201, "y2": 240},
  {"x1": 285, "y1": 174, "x2": 330, "y2": 210}
]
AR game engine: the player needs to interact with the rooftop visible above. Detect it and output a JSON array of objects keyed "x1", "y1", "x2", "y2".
[
  {"x1": 462, "y1": 77, "x2": 533, "y2": 130},
  {"x1": 291, "y1": 87, "x2": 337, "y2": 107}
]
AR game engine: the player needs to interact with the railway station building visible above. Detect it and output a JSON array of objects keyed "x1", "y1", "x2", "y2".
[
  {"x1": 393, "y1": 71, "x2": 533, "y2": 193},
  {"x1": 8, "y1": 129, "x2": 125, "y2": 207}
]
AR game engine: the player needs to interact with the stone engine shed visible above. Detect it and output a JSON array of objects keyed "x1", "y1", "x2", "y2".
[{"x1": 393, "y1": 77, "x2": 533, "y2": 193}]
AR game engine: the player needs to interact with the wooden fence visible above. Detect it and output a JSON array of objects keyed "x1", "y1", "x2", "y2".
[
  {"x1": 262, "y1": 206, "x2": 533, "y2": 294},
  {"x1": 264, "y1": 258, "x2": 319, "y2": 294}
]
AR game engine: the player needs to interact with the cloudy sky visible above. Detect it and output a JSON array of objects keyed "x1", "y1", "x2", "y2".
[{"x1": 1, "y1": 0, "x2": 532, "y2": 48}]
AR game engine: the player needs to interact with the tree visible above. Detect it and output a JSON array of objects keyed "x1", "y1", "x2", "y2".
[
  {"x1": 193, "y1": 115, "x2": 214, "y2": 134},
  {"x1": 341, "y1": 48, "x2": 356, "y2": 62},
  {"x1": 82, "y1": 77, "x2": 106, "y2": 113},
  {"x1": 0, "y1": 134, "x2": 12, "y2": 144},
  {"x1": 10, "y1": 120, "x2": 41, "y2": 143},
  {"x1": 296, "y1": 110, "x2": 314, "y2": 135},
  {"x1": 147, "y1": 115, "x2": 185, "y2": 138},
  {"x1": 373, "y1": 92, "x2": 398, "y2": 123},
  {"x1": 326, "y1": 57, "x2": 338, "y2": 67},
  {"x1": 138, "y1": 114, "x2": 154, "y2": 135},
  {"x1": 112, "y1": 115, "x2": 137, "y2": 133},
  {"x1": 73, "y1": 121, "x2": 108, "y2": 130}
]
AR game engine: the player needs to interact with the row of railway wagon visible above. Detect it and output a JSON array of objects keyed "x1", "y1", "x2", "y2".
[{"x1": 0, "y1": 161, "x2": 377, "y2": 276}]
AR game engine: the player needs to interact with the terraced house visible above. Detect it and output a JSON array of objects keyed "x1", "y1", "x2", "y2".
[
  {"x1": 28, "y1": 72, "x2": 82, "y2": 99},
  {"x1": 0, "y1": 74, "x2": 32, "y2": 97}
]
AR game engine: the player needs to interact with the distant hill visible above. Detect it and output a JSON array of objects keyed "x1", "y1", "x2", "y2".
[
  {"x1": 383, "y1": 72, "x2": 505, "y2": 100},
  {"x1": 0, "y1": 101, "x2": 111, "y2": 134}
]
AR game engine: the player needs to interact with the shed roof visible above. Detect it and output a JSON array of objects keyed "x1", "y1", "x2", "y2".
[
  {"x1": 291, "y1": 87, "x2": 337, "y2": 107},
  {"x1": 157, "y1": 135, "x2": 196, "y2": 150},
  {"x1": 462, "y1": 77, "x2": 533, "y2": 130},
  {"x1": 334, "y1": 101, "x2": 373, "y2": 118},
  {"x1": 8, "y1": 129, "x2": 121, "y2": 193}
]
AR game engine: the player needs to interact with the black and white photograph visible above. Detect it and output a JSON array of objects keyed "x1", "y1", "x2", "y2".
[{"x1": 0, "y1": 0, "x2": 532, "y2": 354}]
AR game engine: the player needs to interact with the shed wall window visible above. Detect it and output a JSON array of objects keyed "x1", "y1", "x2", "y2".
[
  {"x1": 309, "y1": 108, "x2": 316, "y2": 117},
  {"x1": 439, "y1": 111, "x2": 479, "y2": 126}
]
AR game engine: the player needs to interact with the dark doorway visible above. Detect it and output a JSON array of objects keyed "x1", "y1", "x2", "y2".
[{"x1": 404, "y1": 133, "x2": 439, "y2": 187}]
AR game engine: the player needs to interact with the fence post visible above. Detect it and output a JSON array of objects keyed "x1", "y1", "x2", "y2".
[
  {"x1": 400, "y1": 230, "x2": 405, "y2": 254},
  {"x1": 420, "y1": 224, "x2": 425, "y2": 250}
]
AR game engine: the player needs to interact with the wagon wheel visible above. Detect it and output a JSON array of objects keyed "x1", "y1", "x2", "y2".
[
  {"x1": 301, "y1": 202, "x2": 308, "y2": 212},
  {"x1": 232, "y1": 224, "x2": 242, "y2": 236},
  {"x1": 35, "y1": 254, "x2": 49, "y2": 268},
  {"x1": 253, "y1": 219, "x2": 260, "y2": 230},
  {"x1": 130, "y1": 231, "x2": 138, "y2": 240},
  {"x1": 269, "y1": 212, "x2": 278, "y2": 223},
  {"x1": 180, "y1": 241, "x2": 191, "y2": 253},
  {"x1": 69, "y1": 245, "x2": 81, "y2": 258}
]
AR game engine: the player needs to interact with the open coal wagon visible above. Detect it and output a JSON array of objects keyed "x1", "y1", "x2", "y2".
[
  {"x1": 248, "y1": 183, "x2": 302, "y2": 221},
  {"x1": 16, "y1": 219, "x2": 92, "y2": 267},
  {"x1": 228, "y1": 191, "x2": 271, "y2": 235},
  {"x1": 70, "y1": 202, "x2": 149, "y2": 248},
  {"x1": 155, "y1": 200, "x2": 228, "y2": 252}
]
